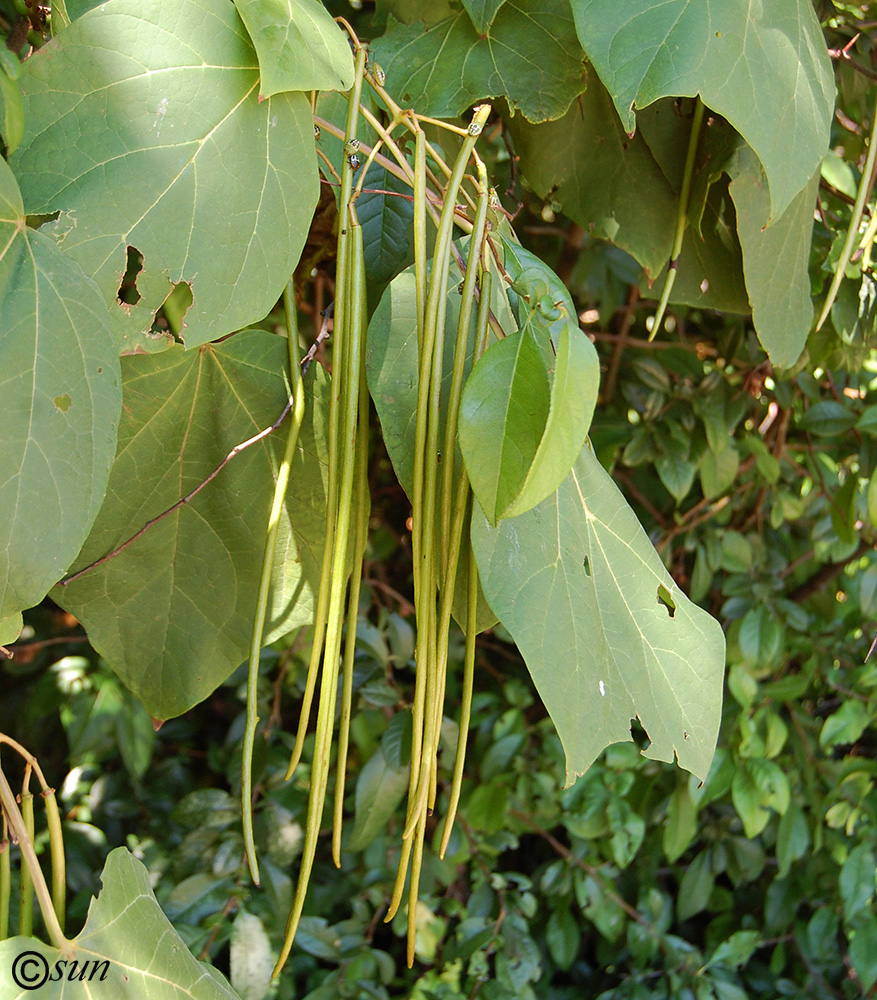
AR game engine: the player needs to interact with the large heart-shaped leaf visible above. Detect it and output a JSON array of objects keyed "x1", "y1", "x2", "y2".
[
  {"x1": 0, "y1": 157, "x2": 121, "y2": 623},
  {"x1": 570, "y1": 0, "x2": 834, "y2": 220},
  {"x1": 52, "y1": 331, "x2": 329, "y2": 721},
  {"x1": 459, "y1": 242, "x2": 599, "y2": 523},
  {"x1": 471, "y1": 443, "x2": 725, "y2": 784},
  {"x1": 371, "y1": 0, "x2": 587, "y2": 123},
  {"x1": 10, "y1": 0, "x2": 318, "y2": 351},
  {"x1": 0, "y1": 849, "x2": 239, "y2": 999},
  {"x1": 233, "y1": 0, "x2": 354, "y2": 98}
]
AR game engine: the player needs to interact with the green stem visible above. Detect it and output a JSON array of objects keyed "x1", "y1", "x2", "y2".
[
  {"x1": 19, "y1": 789, "x2": 33, "y2": 938},
  {"x1": 649, "y1": 98, "x2": 705, "y2": 341},
  {"x1": 0, "y1": 812, "x2": 9, "y2": 940},
  {"x1": 43, "y1": 788, "x2": 65, "y2": 933},
  {"x1": 242, "y1": 281, "x2": 305, "y2": 884},
  {"x1": 0, "y1": 769, "x2": 68, "y2": 951},
  {"x1": 815, "y1": 87, "x2": 877, "y2": 332}
]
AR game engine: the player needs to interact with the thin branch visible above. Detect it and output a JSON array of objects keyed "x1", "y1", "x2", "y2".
[{"x1": 59, "y1": 397, "x2": 299, "y2": 586}]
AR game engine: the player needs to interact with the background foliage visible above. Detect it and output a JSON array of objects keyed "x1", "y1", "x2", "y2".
[{"x1": 2, "y1": 0, "x2": 877, "y2": 998}]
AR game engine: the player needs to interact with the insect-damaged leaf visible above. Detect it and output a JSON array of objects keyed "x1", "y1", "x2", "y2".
[
  {"x1": 0, "y1": 849, "x2": 239, "y2": 999},
  {"x1": 0, "y1": 157, "x2": 121, "y2": 623},
  {"x1": 10, "y1": 0, "x2": 318, "y2": 351},
  {"x1": 471, "y1": 443, "x2": 724, "y2": 784},
  {"x1": 52, "y1": 331, "x2": 329, "y2": 721}
]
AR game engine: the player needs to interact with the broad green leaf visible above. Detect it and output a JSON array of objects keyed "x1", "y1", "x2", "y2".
[
  {"x1": 346, "y1": 745, "x2": 410, "y2": 852},
  {"x1": 371, "y1": 0, "x2": 587, "y2": 123},
  {"x1": 728, "y1": 146, "x2": 819, "y2": 368},
  {"x1": 819, "y1": 699, "x2": 871, "y2": 750},
  {"x1": 459, "y1": 244, "x2": 599, "y2": 523},
  {"x1": 10, "y1": 0, "x2": 318, "y2": 351},
  {"x1": 570, "y1": 0, "x2": 834, "y2": 220},
  {"x1": 233, "y1": 0, "x2": 354, "y2": 98},
  {"x1": 798, "y1": 400, "x2": 858, "y2": 436},
  {"x1": 471, "y1": 443, "x2": 725, "y2": 784},
  {"x1": 51, "y1": 331, "x2": 329, "y2": 721},
  {"x1": 459, "y1": 329, "x2": 552, "y2": 524},
  {"x1": 461, "y1": 0, "x2": 506, "y2": 34},
  {"x1": 0, "y1": 613, "x2": 23, "y2": 645},
  {"x1": 0, "y1": 157, "x2": 121, "y2": 623},
  {"x1": 0, "y1": 848, "x2": 238, "y2": 999}
]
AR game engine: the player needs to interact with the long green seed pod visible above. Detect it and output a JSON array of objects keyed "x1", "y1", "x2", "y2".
[
  {"x1": 242, "y1": 282, "x2": 305, "y2": 884},
  {"x1": 43, "y1": 787, "x2": 65, "y2": 933}
]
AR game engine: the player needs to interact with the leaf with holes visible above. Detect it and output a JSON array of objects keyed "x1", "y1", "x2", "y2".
[
  {"x1": 570, "y1": 0, "x2": 833, "y2": 220},
  {"x1": 0, "y1": 848, "x2": 239, "y2": 999},
  {"x1": 371, "y1": 0, "x2": 587, "y2": 123},
  {"x1": 233, "y1": 0, "x2": 354, "y2": 98},
  {"x1": 471, "y1": 443, "x2": 725, "y2": 784},
  {"x1": 0, "y1": 157, "x2": 121, "y2": 623},
  {"x1": 51, "y1": 330, "x2": 329, "y2": 721},
  {"x1": 10, "y1": 0, "x2": 318, "y2": 352}
]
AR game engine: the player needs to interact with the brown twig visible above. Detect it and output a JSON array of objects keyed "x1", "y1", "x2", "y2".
[{"x1": 59, "y1": 396, "x2": 299, "y2": 585}]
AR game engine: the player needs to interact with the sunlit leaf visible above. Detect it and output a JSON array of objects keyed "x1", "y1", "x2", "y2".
[
  {"x1": 570, "y1": 0, "x2": 834, "y2": 220},
  {"x1": 0, "y1": 157, "x2": 121, "y2": 623},
  {"x1": 0, "y1": 849, "x2": 238, "y2": 999},
  {"x1": 52, "y1": 331, "x2": 329, "y2": 721},
  {"x1": 10, "y1": 0, "x2": 318, "y2": 351},
  {"x1": 233, "y1": 0, "x2": 354, "y2": 98},
  {"x1": 471, "y1": 443, "x2": 724, "y2": 784}
]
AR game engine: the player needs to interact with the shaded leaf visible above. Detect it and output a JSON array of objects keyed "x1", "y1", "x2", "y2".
[
  {"x1": 509, "y1": 83, "x2": 675, "y2": 276},
  {"x1": 357, "y1": 165, "x2": 416, "y2": 292},
  {"x1": 570, "y1": 0, "x2": 834, "y2": 219},
  {"x1": 728, "y1": 146, "x2": 819, "y2": 368},
  {"x1": 0, "y1": 157, "x2": 121, "y2": 623},
  {"x1": 230, "y1": 911, "x2": 274, "y2": 1000},
  {"x1": 52, "y1": 331, "x2": 329, "y2": 721},
  {"x1": 677, "y1": 849, "x2": 714, "y2": 921},
  {"x1": 0, "y1": 848, "x2": 239, "y2": 999},
  {"x1": 347, "y1": 746, "x2": 409, "y2": 852},
  {"x1": 850, "y1": 915, "x2": 877, "y2": 993},
  {"x1": 371, "y1": 0, "x2": 587, "y2": 123},
  {"x1": 471, "y1": 443, "x2": 725, "y2": 784},
  {"x1": 839, "y1": 844, "x2": 876, "y2": 923},
  {"x1": 10, "y1": 0, "x2": 318, "y2": 351},
  {"x1": 234, "y1": 0, "x2": 354, "y2": 97}
]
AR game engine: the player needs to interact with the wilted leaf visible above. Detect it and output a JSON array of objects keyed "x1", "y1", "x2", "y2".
[
  {"x1": 0, "y1": 849, "x2": 239, "y2": 999},
  {"x1": 471, "y1": 443, "x2": 725, "y2": 784},
  {"x1": 233, "y1": 0, "x2": 354, "y2": 97},
  {"x1": 0, "y1": 157, "x2": 121, "y2": 623},
  {"x1": 11, "y1": 0, "x2": 318, "y2": 351},
  {"x1": 52, "y1": 331, "x2": 329, "y2": 720}
]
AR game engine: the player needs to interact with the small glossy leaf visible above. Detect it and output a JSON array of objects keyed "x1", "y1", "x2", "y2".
[
  {"x1": 850, "y1": 915, "x2": 877, "y2": 992},
  {"x1": 570, "y1": 0, "x2": 834, "y2": 220},
  {"x1": 0, "y1": 848, "x2": 239, "y2": 999},
  {"x1": 546, "y1": 906, "x2": 579, "y2": 970},
  {"x1": 677, "y1": 849, "x2": 714, "y2": 921},
  {"x1": 357, "y1": 165, "x2": 416, "y2": 291},
  {"x1": 371, "y1": 0, "x2": 587, "y2": 123},
  {"x1": 699, "y1": 445, "x2": 739, "y2": 499},
  {"x1": 664, "y1": 783, "x2": 698, "y2": 863},
  {"x1": 0, "y1": 157, "x2": 121, "y2": 623},
  {"x1": 52, "y1": 331, "x2": 330, "y2": 721},
  {"x1": 471, "y1": 443, "x2": 724, "y2": 784},
  {"x1": 347, "y1": 746, "x2": 409, "y2": 852},
  {"x1": 704, "y1": 930, "x2": 759, "y2": 971},
  {"x1": 776, "y1": 803, "x2": 809, "y2": 878},
  {"x1": 11, "y1": 0, "x2": 318, "y2": 351},
  {"x1": 656, "y1": 452, "x2": 696, "y2": 503},
  {"x1": 840, "y1": 844, "x2": 875, "y2": 923},
  {"x1": 233, "y1": 0, "x2": 354, "y2": 97},
  {"x1": 820, "y1": 700, "x2": 872, "y2": 751},
  {"x1": 797, "y1": 399, "x2": 858, "y2": 435}
]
